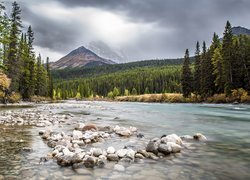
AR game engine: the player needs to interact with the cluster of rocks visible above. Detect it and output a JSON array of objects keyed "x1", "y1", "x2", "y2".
[
  {"x1": 39, "y1": 123, "x2": 207, "y2": 169},
  {"x1": 0, "y1": 109, "x2": 70, "y2": 127}
]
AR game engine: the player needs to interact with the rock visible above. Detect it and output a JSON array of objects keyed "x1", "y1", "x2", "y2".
[
  {"x1": 72, "y1": 162, "x2": 85, "y2": 169},
  {"x1": 82, "y1": 124, "x2": 98, "y2": 131},
  {"x1": 16, "y1": 117, "x2": 24, "y2": 125},
  {"x1": 193, "y1": 133, "x2": 207, "y2": 141},
  {"x1": 168, "y1": 142, "x2": 181, "y2": 153},
  {"x1": 97, "y1": 159, "x2": 106, "y2": 168},
  {"x1": 146, "y1": 139, "x2": 160, "y2": 154},
  {"x1": 91, "y1": 148, "x2": 103, "y2": 157},
  {"x1": 129, "y1": 126, "x2": 137, "y2": 132},
  {"x1": 137, "y1": 133, "x2": 144, "y2": 138},
  {"x1": 107, "y1": 146, "x2": 116, "y2": 154},
  {"x1": 57, "y1": 155, "x2": 72, "y2": 166},
  {"x1": 47, "y1": 140, "x2": 57, "y2": 148},
  {"x1": 84, "y1": 139, "x2": 91, "y2": 144},
  {"x1": 22, "y1": 147, "x2": 33, "y2": 152},
  {"x1": 135, "y1": 153, "x2": 144, "y2": 159},
  {"x1": 84, "y1": 157, "x2": 95, "y2": 168},
  {"x1": 161, "y1": 134, "x2": 183, "y2": 145},
  {"x1": 115, "y1": 127, "x2": 131, "y2": 136},
  {"x1": 39, "y1": 130, "x2": 46, "y2": 135},
  {"x1": 114, "y1": 164, "x2": 125, "y2": 172},
  {"x1": 119, "y1": 157, "x2": 133, "y2": 163},
  {"x1": 116, "y1": 149, "x2": 128, "y2": 158},
  {"x1": 63, "y1": 147, "x2": 75, "y2": 157},
  {"x1": 72, "y1": 140, "x2": 85, "y2": 146},
  {"x1": 107, "y1": 154, "x2": 119, "y2": 161},
  {"x1": 76, "y1": 123, "x2": 85, "y2": 130},
  {"x1": 126, "y1": 149, "x2": 135, "y2": 160},
  {"x1": 52, "y1": 149, "x2": 60, "y2": 156},
  {"x1": 71, "y1": 153, "x2": 83, "y2": 164},
  {"x1": 72, "y1": 130, "x2": 83, "y2": 140},
  {"x1": 158, "y1": 144, "x2": 171, "y2": 155},
  {"x1": 42, "y1": 129, "x2": 52, "y2": 140},
  {"x1": 137, "y1": 150, "x2": 149, "y2": 158},
  {"x1": 147, "y1": 152, "x2": 159, "y2": 160}
]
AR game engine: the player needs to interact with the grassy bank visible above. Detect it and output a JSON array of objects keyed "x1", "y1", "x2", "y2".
[{"x1": 115, "y1": 91, "x2": 250, "y2": 104}]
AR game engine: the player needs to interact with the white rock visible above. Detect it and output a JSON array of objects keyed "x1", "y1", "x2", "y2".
[
  {"x1": 161, "y1": 134, "x2": 183, "y2": 145},
  {"x1": 126, "y1": 149, "x2": 135, "y2": 160},
  {"x1": 63, "y1": 147, "x2": 75, "y2": 157},
  {"x1": 91, "y1": 148, "x2": 103, "y2": 157},
  {"x1": 129, "y1": 126, "x2": 137, "y2": 132},
  {"x1": 167, "y1": 142, "x2": 182, "y2": 153},
  {"x1": 114, "y1": 164, "x2": 125, "y2": 172},
  {"x1": 77, "y1": 123, "x2": 85, "y2": 130},
  {"x1": 107, "y1": 147, "x2": 116, "y2": 154},
  {"x1": 72, "y1": 130, "x2": 83, "y2": 140},
  {"x1": 116, "y1": 149, "x2": 128, "y2": 158},
  {"x1": 193, "y1": 133, "x2": 207, "y2": 141}
]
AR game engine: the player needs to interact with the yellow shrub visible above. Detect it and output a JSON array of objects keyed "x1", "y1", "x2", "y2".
[{"x1": 8, "y1": 92, "x2": 22, "y2": 103}]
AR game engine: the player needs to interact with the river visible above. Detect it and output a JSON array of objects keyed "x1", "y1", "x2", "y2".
[{"x1": 0, "y1": 101, "x2": 249, "y2": 179}]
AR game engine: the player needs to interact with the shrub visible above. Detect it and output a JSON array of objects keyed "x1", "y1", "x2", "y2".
[
  {"x1": 8, "y1": 92, "x2": 22, "y2": 103},
  {"x1": 107, "y1": 91, "x2": 114, "y2": 99}
]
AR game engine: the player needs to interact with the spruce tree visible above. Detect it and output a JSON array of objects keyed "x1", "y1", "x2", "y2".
[
  {"x1": 181, "y1": 49, "x2": 192, "y2": 98},
  {"x1": 193, "y1": 41, "x2": 201, "y2": 95},
  {"x1": 212, "y1": 47, "x2": 224, "y2": 93},
  {"x1": 7, "y1": 1, "x2": 22, "y2": 92},
  {"x1": 222, "y1": 21, "x2": 233, "y2": 96}
]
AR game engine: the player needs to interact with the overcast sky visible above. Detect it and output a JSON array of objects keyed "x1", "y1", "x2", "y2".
[{"x1": 5, "y1": 0, "x2": 250, "y2": 61}]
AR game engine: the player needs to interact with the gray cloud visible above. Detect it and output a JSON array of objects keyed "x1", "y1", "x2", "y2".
[{"x1": 11, "y1": 0, "x2": 250, "y2": 61}]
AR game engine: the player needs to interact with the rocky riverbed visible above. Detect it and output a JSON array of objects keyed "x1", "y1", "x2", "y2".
[
  {"x1": 1, "y1": 101, "x2": 248, "y2": 180},
  {"x1": 0, "y1": 102, "x2": 207, "y2": 179}
]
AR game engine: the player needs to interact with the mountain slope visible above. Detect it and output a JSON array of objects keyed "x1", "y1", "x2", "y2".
[
  {"x1": 232, "y1": 26, "x2": 250, "y2": 36},
  {"x1": 87, "y1": 41, "x2": 128, "y2": 63},
  {"x1": 51, "y1": 46, "x2": 115, "y2": 69}
]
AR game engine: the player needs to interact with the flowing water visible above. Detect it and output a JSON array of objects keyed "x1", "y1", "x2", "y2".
[{"x1": 0, "y1": 101, "x2": 249, "y2": 180}]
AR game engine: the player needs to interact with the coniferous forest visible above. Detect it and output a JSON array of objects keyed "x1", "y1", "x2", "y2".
[
  {"x1": 0, "y1": 2, "x2": 53, "y2": 103},
  {"x1": 53, "y1": 21, "x2": 250, "y2": 102}
]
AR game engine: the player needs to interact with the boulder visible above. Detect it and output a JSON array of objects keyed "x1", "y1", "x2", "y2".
[
  {"x1": 107, "y1": 147, "x2": 116, "y2": 154},
  {"x1": 82, "y1": 124, "x2": 98, "y2": 131},
  {"x1": 84, "y1": 157, "x2": 95, "y2": 168},
  {"x1": 116, "y1": 149, "x2": 128, "y2": 158},
  {"x1": 72, "y1": 130, "x2": 83, "y2": 140},
  {"x1": 158, "y1": 144, "x2": 171, "y2": 155},
  {"x1": 167, "y1": 142, "x2": 181, "y2": 153},
  {"x1": 71, "y1": 153, "x2": 83, "y2": 164},
  {"x1": 135, "y1": 153, "x2": 144, "y2": 159},
  {"x1": 161, "y1": 134, "x2": 183, "y2": 145},
  {"x1": 57, "y1": 155, "x2": 73, "y2": 166},
  {"x1": 107, "y1": 154, "x2": 119, "y2": 161},
  {"x1": 193, "y1": 133, "x2": 207, "y2": 141},
  {"x1": 41, "y1": 129, "x2": 52, "y2": 139},
  {"x1": 126, "y1": 149, "x2": 135, "y2": 160},
  {"x1": 91, "y1": 148, "x2": 103, "y2": 157},
  {"x1": 146, "y1": 139, "x2": 160, "y2": 154}
]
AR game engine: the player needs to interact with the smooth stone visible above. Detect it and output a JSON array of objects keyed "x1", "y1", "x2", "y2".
[
  {"x1": 158, "y1": 144, "x2": 172, "y2": 155},
  {"x1": 71, "y1": 153, "x2": 83, "y2": 164},
  {"x1": 161, "y1": 134, "x2": 183, "y2": 145},
  {"x1": 57, "y1": 155, "x2": 73, "y2": 166},
  {"x1": 97, "y1": 159, "x2": 106, "y2": 168},
  {"x1": 193, "y1": 133, "x2": 207, "y2": 141},
  {"x1": 137, "y1": 150, "x2": 149, "y2": 158},
  {"x1": 107, "y1": 146, "x2": 116, "y2": 154},
  {"x1": 107, "y1": 154, "x2": 119, "y2": 161},
  {"x1": 63, "y1": 148, "x2": 75, "y2": 157},
  {"x1": 146, "y1": 139, "x2": 160, "y2": 154},
  {"x1": 147, "y1": 152, "x2": 159, "y2": 160},
  {"x1": 119, "y1": 157, "x2": 133, "y2": 163},
  {"x1": 126, "y1": 149, "x2": 135, "y2": 160},
  {"x1": 47, "y1": 140, "x2": 57, "y2": 148},
  {"x1": 116, "y1": 149, "x2": 128, "y2": 158},
  {"x1": 180, "y1": 135, "x2": 193, "y2": 140},
  {"x1": 167, "y1": 142, "x2": 181, "y2": 153},
  {"x1": 135, "y1": 153, "x2": 144, "y2": 159},
  {"x1": 91, "y1": 148, "x2": 103, "y2": 157},
  {"x1": 84, "y1": 157, "x2": 95, "y2": 168},
  {"x1": 114, "y1": 164, "x2": 125, "y2": 172},
  {"x1": 72, "y1": 130, "x2": 83, "y2": 140}
]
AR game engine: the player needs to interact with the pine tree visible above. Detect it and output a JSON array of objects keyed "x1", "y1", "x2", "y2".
[
  {"x1": 212, "y1": 47, "x2": 224, "y2": 93},
  {"x1": 222, "y1": 21, "x2": 233, "y2": 96},
  {"x1": 46, "y1": 57, "x2": 53, "y2": 99},
  {"x1": 193, "y1": 41, "x2": 201, "y2": 95},
  {"x1": 6, "y1": 1, "x2": 22, "y2": 92},
  {"x1": 181, "y1": 49, "x2": 192, "y2": 98}
]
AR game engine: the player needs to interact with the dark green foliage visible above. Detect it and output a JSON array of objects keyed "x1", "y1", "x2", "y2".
[
  {"x1": 222, "y1": 21, "x2": 234, "y2": 96},
  {"x1": 193, "y1": 41, "x2": 201, "y2": 95},
  {"x1": 0, "y1": 2, "x2": 52, "y2": 100},
  {"x1": 181, "y1": 49, "x2": 192, "y2": 98}
]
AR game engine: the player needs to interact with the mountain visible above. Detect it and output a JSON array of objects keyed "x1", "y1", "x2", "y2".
[
  {"x1": 87, "y1": 41, "x2": 128, "y2": 63},
  {"x1": 51, "y1": 46, "x2": 115, "y2": 69},
  {"x1": 232, "y1": 26, "x2": 250, "y2": 36}
]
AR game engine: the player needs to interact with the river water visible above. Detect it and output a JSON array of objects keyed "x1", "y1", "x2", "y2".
[{"x1": 0, "y1": 101, "x2": 249, "y2": 179}]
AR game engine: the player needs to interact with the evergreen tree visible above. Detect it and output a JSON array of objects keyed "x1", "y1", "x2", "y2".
[
  {"x1": 181, "y1": 49, "x2": 192, "y2": 98},
  {"x1": 212, "y1": 47, "x2": 224, "y2": 93},
  {"x1": 222, "y1": 21, "x2": 233, "y2": 96},
  {"x1": 46, "y1": 57, "x2": 53, "y2": 99},
  {"x1": 193, "y1": 41, "x2": 201, "y2": 95},
  {"x1": 6, "y1": 1, "x2": 22, "y2": 92}
]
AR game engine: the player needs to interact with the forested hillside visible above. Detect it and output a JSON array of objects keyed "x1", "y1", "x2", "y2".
[
  {"x1": 52, "y1": 58, "x2": 188, "y2": 80},
  {"x1": 0, "y1": 2, "x2": 52, "y2": 103}
]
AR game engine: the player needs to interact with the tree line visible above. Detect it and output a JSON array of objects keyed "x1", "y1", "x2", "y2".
[
  {"x1": 0, "y1": 1, "x2": 53, "y2": 102},
  {"x1": 182, "y1": 21, "x2": 250, "y2": 99},
  {"x1": 53, "y1": 66, "x2": 181, "y2": 99}
]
